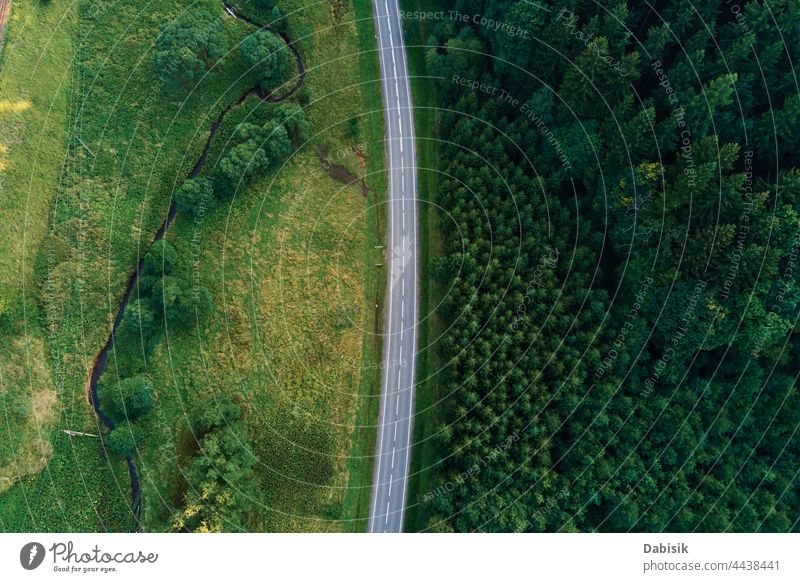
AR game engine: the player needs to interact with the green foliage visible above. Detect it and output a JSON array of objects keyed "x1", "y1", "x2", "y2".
[
  {"x1": 214, "y1": 119, "x2": 291, "y2": 195},
  {"x1": 273, "y1": 102, "x2": 310, "y2": 147},
  {"x1": 107, "y1": 422, "x2": 144, "y2": 458},
  {"x1": 105, "y1": 376, "x2": 155, "y2": 420},
  {"x1": 149, "y1": 274, "x2": 210, "y2": 326},
  {"x1": 240, "y1": 29, "x2": 290, "y2": 92},
  {"x1": 0, "y1": 0, "x2": 140, "y2": 531},
  {"x1": 413, "y1": 0, "x2": 800, "y2": 533},
  {"x1": 134, "y1": 239, "x2": 213, "y2": 328},
  {"x1": 218, "y1": 138, "x2": 269, "y2": 185},
  {"x1": 153, "y1": 10, "x2": 228, "y2": 90},
  {"x1": 174, "y1": 177, "x2": 215, "y2": 217},
  {"x1": 0, "y1": 296, "x2": 15, "y2": 334},
  {"x1": 0, "y1": 0, "x2": 282, "y2": 531},
  {"x1": 3, "y1": 0, "x2": 381, "y2": 534},
  {"x1": 172, "y1": 393, "x2": 256, "y2": 532},
  {"x1": 123, "y1": 298, "x2": 156, "y2": 340},
  {"x1": 143, "y1": 238, "x2": 178, "y2": 276}
]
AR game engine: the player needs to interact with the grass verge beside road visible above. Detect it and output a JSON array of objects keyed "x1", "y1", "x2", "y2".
[
  {"x1": 399, "y1": 0, "x2": 447, "y2": 533},
  {"x1": 339, "y1": 0, "x2": 387, "y2": 532}
]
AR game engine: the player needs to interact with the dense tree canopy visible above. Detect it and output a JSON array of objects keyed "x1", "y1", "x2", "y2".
[
  {"x1": 241, "y1": 30, "x2": 291, "y2": 92},
  {"x1": 172, "y1": 393, "x2": 256, "y2": 532},
  {"x1": 174, "y1": 176, "x2": 215, "y2": 217},
  {"x1": 273, "y1": 102, "x2": 311, "y2": 147},
  {"x1": 129, "y1": 239, "x2": 213, "y2": 334},
  {"x1": 214, "y1": 118, "x2": 293, "y2": 195},
  {"x1": 416, "y1": 0, "x2": 800, "y2": 532},
  {"x1": 103, "y1": 375, "x2": 155, "y2": 420},
  {"x1": 107, "y1": 422, "x2": 144, "y2": 458},
  {"x1": 153, "y1": 10, "x2": 228, "y2": 90}
]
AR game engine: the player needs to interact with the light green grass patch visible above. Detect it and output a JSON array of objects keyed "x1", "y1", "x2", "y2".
[{"x1": 0, "y1": 0, "x2": 73, "y2": 495}]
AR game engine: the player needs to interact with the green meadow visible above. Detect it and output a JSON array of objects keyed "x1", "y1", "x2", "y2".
[{"x1": 0, "y1": 0, "x2": 385, "y2": 532}]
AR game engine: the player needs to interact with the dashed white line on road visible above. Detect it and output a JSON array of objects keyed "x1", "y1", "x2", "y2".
[{"x1": 370, "y1": 0, "x2": 417, "y2": 534}]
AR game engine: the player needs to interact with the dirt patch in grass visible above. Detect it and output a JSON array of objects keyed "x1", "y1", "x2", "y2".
[{"x1": 317, "y1": 144, "x2": 374, "y2": 198}]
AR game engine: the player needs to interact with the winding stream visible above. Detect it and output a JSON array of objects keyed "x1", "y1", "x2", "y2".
[{"x1": 86, "y1": 2, "x2": 305, "y2": 527}]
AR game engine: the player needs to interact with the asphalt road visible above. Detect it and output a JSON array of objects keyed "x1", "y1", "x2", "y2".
[{"x1": 368, "y1": 0, "x2": 418, "y2": 533}]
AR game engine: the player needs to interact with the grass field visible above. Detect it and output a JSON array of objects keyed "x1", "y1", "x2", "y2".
[
  {"x1": 1, "y1": 0, "x2": 256, "y2": 531},
  {"x1": 0, "y1": 0, "x2": 108, "y2": 530},
  {"x1": 110, "y1": 0, "x2": 387, "y2": 531},
  {"x1": 1, "y1": 0, "x2": 385, "y2": 532},
  {"x1": 0, "y1": 0, "x2": 80, "y2": 512}
]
